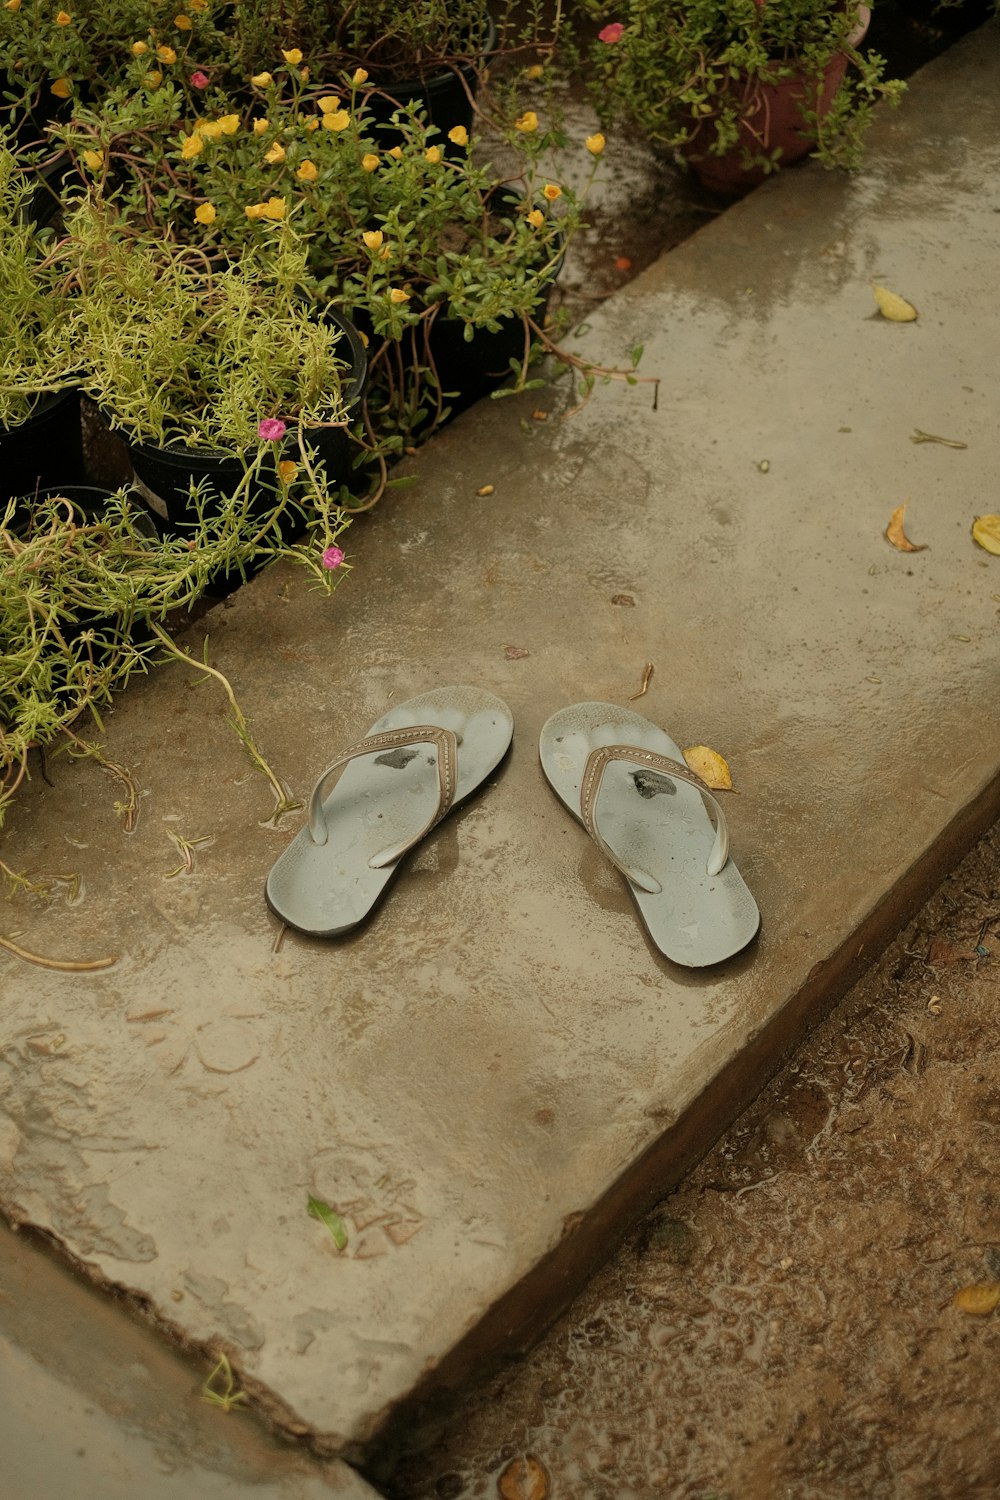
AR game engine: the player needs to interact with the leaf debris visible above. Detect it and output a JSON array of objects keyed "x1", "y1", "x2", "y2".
[
  {"x1": 972, "y1": 515, "x2": 1000, "y2": 556},
  {"x1": 885, "y1": 504, "x2": 928, "y2": 553},
  {"x1": 308, "y1": 1195, "x2": 349, "y2": 1251},
  {"x1": 910, "y1": 429, "x2": 967, "y2": 449},
  {"x1": 871, "y1": 283, "x2": 918, "y2": 321},
  {"x1": 628, "y1": 662, "x2": 654, "y2": 701},
  {"x1": 682, "y1": 745, "x2": 734, "y2": 791}
]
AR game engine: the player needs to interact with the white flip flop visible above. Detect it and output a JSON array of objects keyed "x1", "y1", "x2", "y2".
[
  {"x1": 539, "y1": 702, "x2": 759, "y2": 966},
  {"x1": 266, "y1": 686, "x2": 513, "y2": 936}
]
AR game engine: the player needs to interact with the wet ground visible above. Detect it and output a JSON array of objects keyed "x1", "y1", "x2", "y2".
[{"x1": 381, "y1": 820, "x2": 1000, "y2": 1500}]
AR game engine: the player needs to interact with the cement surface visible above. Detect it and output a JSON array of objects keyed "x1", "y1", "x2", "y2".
[
  {"x1": 0, "y1": 1221, "x2": 380, "y2": 1499},
  {"x1": 2, "y1": 22, "x2": 999, "y2": 1459}
]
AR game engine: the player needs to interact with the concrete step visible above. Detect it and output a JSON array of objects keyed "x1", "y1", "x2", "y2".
[
  {"x1": 1, "y1": 19, "x2": 998, "y2": 1469},
  {"x1": 0, "y1": 1220, "x2": 381, "y2": 1498}
]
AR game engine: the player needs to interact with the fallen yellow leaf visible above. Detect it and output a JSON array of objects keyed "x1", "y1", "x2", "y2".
[
  {"x1": 972, "y1": 514, "x2": 1000, "y2": 556},
  {"x1": 871, "y1": 282, "x2": 918, "y2": 321},
  {"x1": 498, "y1": 1454, "x2": 550, "y2": 1500},
  {"x1": 885, "y1": 504, "x2": 928, "y2": 553},
  {"x1": 682, "y1": 745, "x2": 733, "y2": 791},
  {"x1": 952, "y1": 1283, "x2": 1000, "y2": 1317}
]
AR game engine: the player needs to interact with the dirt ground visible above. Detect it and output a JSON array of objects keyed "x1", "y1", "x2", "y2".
[{"x1": 382, "y1": 817, "x2": 1000, "y2": 1500}]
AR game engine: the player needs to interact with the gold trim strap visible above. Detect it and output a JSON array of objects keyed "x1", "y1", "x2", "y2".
[
  {"x1": 307, "y1": 725, "x2": 458, "y2": 867},
  {"x1": 580, "y1": 744, "x2": 729, "y2": 892}
]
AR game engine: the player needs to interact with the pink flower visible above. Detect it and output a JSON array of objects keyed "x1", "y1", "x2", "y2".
[
  {"x1": 322, "y1": 545, "x2": 345, "y2": 570},
  {"x1": 598, "y1": 21, "x2": 624, "y2": 44},
  {"x1": 190, "y1": 70, "x2": 210, "y2": 89},
  {"x1": 257, "y1": 418, "x2": 286, "y2": 441}
]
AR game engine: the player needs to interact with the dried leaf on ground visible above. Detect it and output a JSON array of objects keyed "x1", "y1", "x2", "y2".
[
  {"x1": 498, "y1": 1454, "x2": 550, "y2": 1500},
  {"x1": 683, "y1": 745, "x2": 734, "y2": 791},
  {"x1": 927, "y1": 937, "x2": 972, "y2": 965},
  {"x1": 504, "y1": 645, "x2": 530, "y2": 660},
  {"x1": 871, "y1": 283, "x2": 919, "y2": 321},
  {"x1": 885, "y1": 504, "x2": 928, "y2": 553},
  {"x1": 952, "y1": 1283, "x2": 1000, "y2": 1316},
  {"x1": 972, "y1": 515, "x2": 1000, "y2": 556}
]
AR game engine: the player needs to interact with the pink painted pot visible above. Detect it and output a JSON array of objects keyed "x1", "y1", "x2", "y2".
[{"x1": 682, "y1": 5, "x2": 871, "y2": 194}]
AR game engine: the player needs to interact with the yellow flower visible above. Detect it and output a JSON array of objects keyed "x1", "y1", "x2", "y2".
[
  {"x1": 305, "y1": 117, "x2": 319, "y2": 131},
  {"x1": 189, "y1": 0, "x2": 207, "y2": 9},
  {"x1": 321, "y1": 109, "x2": 350, "y2": 131},
  {"x1": 247, "y1": 195, "x2": 287, "y2": 220},
  {"x1": 179, "y1": 130, "x2": 204, "y2": 159},
  {"x1": 281, "y1": 47, "x2": 303, "y2": 65},
  {"x1": 317, "y1": 94, "x2": 341, "y2": 113},
  {"x1": 388, "y1": 287, "x2": 410, "y2": 304},
  {"x1": 250, "y1": 71, "x2": 272, "y2": 87},
  {"x1": 252, "y1": 117, "x2": 269, "y2": 134},
  {"x1": 174, "y1": 13, "x2": 192, "y2": 29},
  {"x1": 526, "y1": 64, "x2": 544, "y2": 81},
  {"x1": 362, "y1": 229, "x2": 383, "y2": 250},
  {"x1": 156, "y1": 44, "x2": 176, "y2": 64},
  {"x1": 264, "y1": 140, "x2": 285, "y2": 163},
  {"x1": 352, "y1": 67, "x2": 368, "y2": 85},
  {"x1": 361, "y1": 152, "x2": 379, "y2": 172},
  {"x1": 198, "y1": 118, "x2": 222, "y2": 139},
  {"x1": 296, "y1": 158, "x2": 318, "y2": 181},
  {"x1": 447, "y1": 125, "x2": 469, "y2": 147},
  {"x1": 542, "y1": 182, "x2": 562, "y2": 201},
  {"x1": 50, "y1": 78, "x2": 71, "y2": 97},
  {"x1": 131, "y1": 40, "x2": 147, "y2": 55},
  {"x1": 277, "y1": 459, "x2": 298, "y2": 484},
  {"x1": 515, "y1": 111, "x2": 539, "y2": 133},
  {"x1": 218, "y1": 113, "x2": 240, "y2": 135},
  {"x1": 81, "y1": 148, "x2": 103, "y2": 171},
  {"x1": 299, "y1": 65, "x2": 309, "y2": 81},
  {"x1": 585, "y1": 132, "x2": 606, "y2": 155},
  {"x1": 526, "y1": 208, "x2": 544, "y2": 229},
  {"x1": 425, "y1": 145, "x2": 442, "y2": 164},
  {"x1": 144, "y1": 70, "x2": 163, "y2": 88},
  {"x1": 387, "y1": 145, "x2": 403, "y2": 159},
  {"x1": 55, "y1": 10, "x2": 71, "y2": 25},
  {"x1": 4, "y1": 1, "x2": 21, "y2": 11},
  {"x1": 194, "y1": 201, "x2": 217, "y2": 225}
]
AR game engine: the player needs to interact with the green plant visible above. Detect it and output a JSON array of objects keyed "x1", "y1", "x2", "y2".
[
  {"x1": 0, "y1": 145, "x2": 76, "y2": 427},
  {"x1": 231, "y1": 0, "x2": 501, "y2": 80},
  {"x1": 0, "y1": 485, "x2": 349, "y2": 839},
  {"x1": 55, "y1": 69, "x2": 600, "y2": 450},
  {"x1": 575, "y1": 0, "x2": 904, "y2": 176},
  {"x1": 54, "y1": 202, "x2": 355, "y2": 453},
  {"x1": 0, "y1": 0, "x2": 228, "y2": 124}
]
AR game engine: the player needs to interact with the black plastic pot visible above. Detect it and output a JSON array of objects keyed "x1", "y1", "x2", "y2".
[
  {"x1": 0, "y1": 388, "x2": 85, "y2": 508},
  {"x1": 126, "y1": 309, "x2": 368, "y2": 534},
  {"x1": 361, "y1": 15, "x2": 496, "y2": 149},
  {"x1": 353, "y1": 189, "x2": 563, "y2": 429}
]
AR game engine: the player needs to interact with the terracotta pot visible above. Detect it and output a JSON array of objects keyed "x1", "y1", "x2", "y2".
[{"x1": 682, "y1": 5, "x2": 871, "y2": 194}]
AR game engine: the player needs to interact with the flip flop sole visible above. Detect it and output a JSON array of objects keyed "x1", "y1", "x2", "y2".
[
  {"x1": 540, "y1": 702, "x2": 759, "y2": 967},
  {"x1": 266, "y1": 686, "x2": 513, "y2": 936}
]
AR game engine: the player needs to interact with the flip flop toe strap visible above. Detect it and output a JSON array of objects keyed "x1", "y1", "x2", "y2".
[
  {"x1": 580, "y1": 744, "x2": 729, "y2": 893},
  {"x1": 307, "y1": 724, "x2": 459, "y2": 867}
]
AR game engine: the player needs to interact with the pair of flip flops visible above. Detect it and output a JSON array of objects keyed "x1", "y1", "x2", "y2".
[{"x1": 265, "y1": 686, "x2": 760, "y2": 966}]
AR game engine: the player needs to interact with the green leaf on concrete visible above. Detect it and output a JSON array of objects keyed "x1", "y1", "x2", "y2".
[{"x1": 308, "y1": 1195, "x2": 348, "y2": 1250}]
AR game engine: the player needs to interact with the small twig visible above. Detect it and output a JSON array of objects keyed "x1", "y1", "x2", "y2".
[
  {"x1": 201, "y1": 1353, "x2": 248, "y2": 1413},
  {"x1": 164, "y1": 831, "x2": 212, "y2": 879},
  {"x1": 62, "y1": 729, "x2": 141, "y2": 832},
  {"x1": 910, "y1": 429, "x2": 967, "y2": 449},
  {"x1": 149, "y1": 624, "x2": 300, "y2": 822},
  {"x1": 629, "y1": 662, "x2": 655, "y2": 701},
  {"x1": 272, "y1": 923, "x2": 288, "y2": 955},
  {"x1": 0, "y1": 933, "x2": 117, "y2": 971}
]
